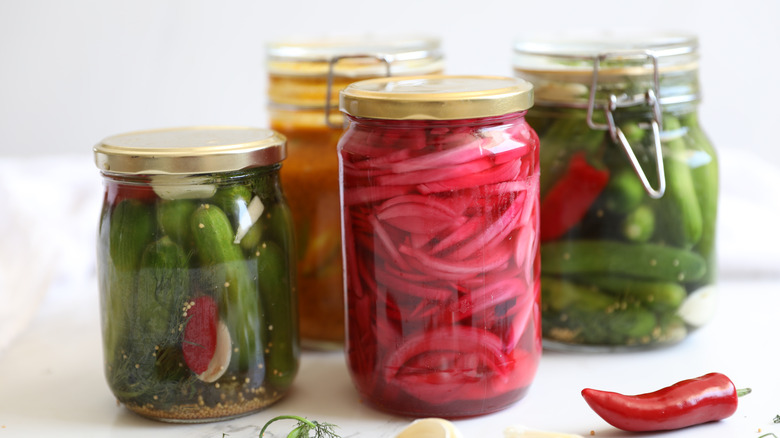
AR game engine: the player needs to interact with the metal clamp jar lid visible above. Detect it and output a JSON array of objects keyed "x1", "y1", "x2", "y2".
[
  {"x1": 266, "y1": 35, "x2": 444, "y2": 127},
  {"x1": 94, "y1": 126, "x2": 287, "y2": 175},
  {"x1": 339, "y1": 75, "x2": 534, "y2": 120},
  {"x1": 513, "y1": 32, "x2": 700, "y2": 199}
]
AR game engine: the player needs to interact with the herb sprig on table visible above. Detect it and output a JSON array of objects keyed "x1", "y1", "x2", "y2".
[{"x1": 259, "y1": 415, "x2": 341, "y2": 438}]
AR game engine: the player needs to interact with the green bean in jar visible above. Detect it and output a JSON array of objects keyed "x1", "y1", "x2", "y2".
[
  {"x1": 93, "y1": 127, "x2": 298, "y2": 422},
  {"x1": 513, "y1": 33, "x2": 718, "y2": 350}
]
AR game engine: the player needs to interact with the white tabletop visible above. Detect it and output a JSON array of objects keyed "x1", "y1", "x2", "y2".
[
  {"x1": 1, "y1": 154, "x2": 779, "y2": 437},
  {"x1": 1, "y1": 276, "x2": 779, "y2": 438}
]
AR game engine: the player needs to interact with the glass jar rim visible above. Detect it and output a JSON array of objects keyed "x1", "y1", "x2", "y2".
[
  {"x1": 339, "y1": 75, "x2": 534, "y2": 120},
  {"x1": 513, "y1": 31, "x2": 698, "y2": 76},
  {"x1": 93, "y1": 126, "x2": 286, "y2": 175},
  {"x1": 266, "y1": 34, "x2": 443, "y2": 78}
]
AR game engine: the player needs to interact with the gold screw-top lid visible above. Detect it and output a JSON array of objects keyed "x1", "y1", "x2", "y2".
[
  {"x1": 93, "y1": 126, "x2": 286, "y2": 175},
  {"x1": 266, "y1": 34, "x2": 443, "y2": 78},
  {"x1": 339, "y1": 75, "x2": 534, "y2": 121}
]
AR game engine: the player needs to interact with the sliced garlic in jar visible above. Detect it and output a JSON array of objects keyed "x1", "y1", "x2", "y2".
[
  {"x1": 197, "y1": 321, "x2": 232, "y2": 383},
  {"x1": 678, "y1": 285, "x2": 717, "y2": 327},
  {"x1": 151, "y1": 175, "x2": 217, "y2": 200},
  {"x1": 234, "y1": 195, "x2": 265, "y2": 244}
]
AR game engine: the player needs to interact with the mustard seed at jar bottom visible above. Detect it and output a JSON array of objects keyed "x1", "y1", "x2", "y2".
[
  {"x1": 513, "y1": 33, "x2": 718, "y2": 351},
  {"x1": 93, "y1": 127, "x2": 298, "y2": 422}
]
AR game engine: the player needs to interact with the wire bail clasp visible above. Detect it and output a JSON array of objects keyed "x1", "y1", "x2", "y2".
[
  {"x1": 586, "y1": 52, "x2": 666, "y2": 199},
  {"x1": 324, "y1": 54, "x2": 393, "y2": 129}
]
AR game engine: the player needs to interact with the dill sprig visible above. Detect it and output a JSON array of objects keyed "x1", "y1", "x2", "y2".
[{"x1": 259, "y1": 415, "x2": 341, "y2": 438}]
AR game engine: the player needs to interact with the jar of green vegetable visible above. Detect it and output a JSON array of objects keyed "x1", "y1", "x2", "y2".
[
  {"x1": 513, "y1": 33, "x2": 718, "y2": 350},
  {"x1": 93, "y1": 126, "x2": 298, "y2": 422},
  {"x1": 338, "y1": 75, "x2": 541, "y2": 417}
]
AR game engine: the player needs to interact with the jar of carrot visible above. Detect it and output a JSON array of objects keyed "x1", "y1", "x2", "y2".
[
  {"x1": 266, "y1": 36, "x2": 443, "y2": 349},
  {"x1": 338, "y1": 75, "x2": 541, "y2": 418}
]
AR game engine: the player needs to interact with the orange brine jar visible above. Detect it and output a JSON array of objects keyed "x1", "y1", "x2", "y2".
[{"x1": 266, "y1": 36, "x2": 443, "y2": 348}]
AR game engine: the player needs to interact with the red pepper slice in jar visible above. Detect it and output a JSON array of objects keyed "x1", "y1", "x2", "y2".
[
  {"x1": 581, "y1": 372, "x2": 751, "y2": 432},
  {"x1": 540, "y1": 152, "x2": 609, "y2": 241},
  {"x1": 182, "y1": 296, "x2": 219, "y2": 375}
]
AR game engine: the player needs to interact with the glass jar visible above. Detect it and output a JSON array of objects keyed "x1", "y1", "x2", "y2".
[
  {"x1": 93, "y1": 126, "x2": 298, "y2": 422},
  {"x1": 266, "y1": 36, "x2": 443, "y2": 349},
  {"x1": 338, "y1": 75, "x2": 541, "y2": 418},
  {"x1": 513, "y1": 33, "x2": 718, "y2": 350}
]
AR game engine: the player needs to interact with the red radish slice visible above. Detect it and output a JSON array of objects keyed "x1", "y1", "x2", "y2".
[{"x1": 182, "y1": 296, "x2": 218, "y2": 376}]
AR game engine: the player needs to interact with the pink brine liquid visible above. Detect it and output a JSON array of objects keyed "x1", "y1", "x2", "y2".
[{"x1": 338, "y1": 113, "x2": 542, "y2": 418}]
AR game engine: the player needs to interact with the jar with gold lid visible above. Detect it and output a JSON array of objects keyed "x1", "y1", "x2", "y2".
[
  {"x1": 338, "y1": 75, "x2": 541, "y2": 418},
  {"x1": 266, "y1": 35, "x2": 444, "y2": 349},
  {"x1": 93, "y1": 126, "x2": 298, "y2": 422},
  {"x1": 513, "y1": 33, "x2": 718, "y2": 350}
]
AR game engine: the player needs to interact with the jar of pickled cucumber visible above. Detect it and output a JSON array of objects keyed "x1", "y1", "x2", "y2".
[
  {"x1": 338, "y1": 75, "x2": 541, "y2": 418},
  {"x1": 513, "y1": 33, "x2": 718, "y2": 350},
  {"x1": 93, "y1": 126, "x2": 298, "y2": 422},
  {"x1": 266, "y1": 35, "x2": 443, "y2": 349}
]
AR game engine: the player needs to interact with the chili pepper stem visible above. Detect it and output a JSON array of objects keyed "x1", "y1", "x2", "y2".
[{"x1": 737, "y1": 388, "x2": 752, "y2": 397}]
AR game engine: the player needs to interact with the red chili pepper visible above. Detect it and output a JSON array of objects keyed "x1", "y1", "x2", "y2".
[
  {"x1": 581, "y1": 372, "x2": 751, "y2": 432},
  {"x1": 540, "y1": 152, "x2": 609, "y2": 241}
]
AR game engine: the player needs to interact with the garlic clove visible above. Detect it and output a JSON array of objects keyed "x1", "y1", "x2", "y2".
[
  {"x1": 234, "y1": 195, "x2": 264, "y2": 244},
  {"x1": 677, "y1": 285, "x2": 718, "y2": 327},
  {"x1": 151, "y1": 175, "x2": 216, "y2": 200},
  {"x1": 198, "y1": 321, "x2": 232, "y2": 383},
  {"x1": 396, "y1": 418, "x2": 463, "y2": 438}
]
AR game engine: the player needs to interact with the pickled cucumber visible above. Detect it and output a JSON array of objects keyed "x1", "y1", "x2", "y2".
[
  {"x1": 541, "y1": 240, "x2": 707, "y2": 283},
  {"x1": 191, "y1": 203, "x2": 264, "y2": 373}
]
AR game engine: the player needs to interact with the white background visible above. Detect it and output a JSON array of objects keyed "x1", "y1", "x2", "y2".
[{"x1": 1, "y1": 0, "x2": 778, "y2": 165}]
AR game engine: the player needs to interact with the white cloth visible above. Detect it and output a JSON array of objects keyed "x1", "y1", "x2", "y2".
[{"x1": 0, "y1": 154, "x2": 102, "y2": 354}]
